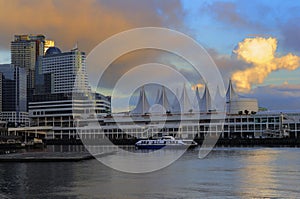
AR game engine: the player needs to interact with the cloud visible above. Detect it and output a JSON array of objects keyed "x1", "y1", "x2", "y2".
[
  {"x1": 201, "y1": 1, "x2": 300, "y2": 54},
  {"x1": 0, "y1": 0, "x2": 187, "y2": 53},
  {"x1": 268, "y1": 82, "x2": 300, "y2": 96},
  {"x1": 191, "y1": 83, "x2": 204, "y2": 91},
  {"x1": 247, "y1": 83, "x2": 300, "y2": 110},
  {"x1": 202, "y1": 1, "x2": 264, "y2": 30},
  {"x1": 206, "y1": 48, "x2": 250, "y2": 84},
  {"x1": 97, "y1": 49, "x2": 203, "y2": 94},
  {"x1": 280, "y1": 17, "x2": 300, "y2": 52},
  {"x1": 231, "y1": 37, "x2": 300, "y2": 93}
]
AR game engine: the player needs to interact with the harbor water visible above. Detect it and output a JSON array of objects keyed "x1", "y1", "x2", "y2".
[{"x1": 0, "y1": 146, "x2": 299, "y2": 198}]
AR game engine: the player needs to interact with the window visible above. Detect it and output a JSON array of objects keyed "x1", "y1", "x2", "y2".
[{"x1": 268, "y1": 118, "x2": 274, "y2": 123}]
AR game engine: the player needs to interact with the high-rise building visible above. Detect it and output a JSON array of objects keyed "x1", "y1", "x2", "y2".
[
  {"x1": 11, "y1": 34, "x2": 46, "y2": 106},
  {"x1": 0, "y1": 73, "x2": 2, "y2": 112},
  {"x1": 30, "y1": 46, "x2": 111, "y2": 140},
  {"x1": 44, "y1": 40, "x2": 55, "y2": 54},
  {"x1": 35, "y1": 46, "x2": 90, "y2": 94},
  {"x1": 0, "y1": 64, "x2": 28, "y2": 126}
]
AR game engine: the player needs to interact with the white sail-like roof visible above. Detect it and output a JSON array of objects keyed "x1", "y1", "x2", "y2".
[
  {"x1": 172, "y1": 88, "x2": 180, "y2": 113},
  {"x1": 151, "y1": 86, "x2": 172, "y2": 113},
  {"x1": 225, "y1": 79, "x2": 239, "y2": 113},
  {"x1": 193, "y1": 86, "x2": 202, "y2": 112},
  {"x1": 158, "y1": 86, "x2": 172, "y2": 111},
  {"x1": 200, "y1": 84, "x2": 212, "y2": 113},
  {"x1": 215, "y1": 86, "x2": 225, "y2": 112},
  {"x1": 131, "y1": 86, "x2": 150, "y2": 115},
  {"x1": 154, "y1": 89, "x2": 161, "y2": 104},
  {"x1": 172, "y1": 96, "x2": 181, "y2": 113},
  {"x1": 226, "y1": 79, "x2": 238, "y2": 102},
  {"x1": 179, "y1": 84, "x2": 192, "y2": 113}
]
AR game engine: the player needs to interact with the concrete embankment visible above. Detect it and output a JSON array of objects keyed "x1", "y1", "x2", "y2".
[{"x1": 0, "y1": 151, "x2": 115, "y2": 162}]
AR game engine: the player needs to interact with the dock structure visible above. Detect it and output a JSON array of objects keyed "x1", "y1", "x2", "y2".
[
  {"x1": 0, "y1": 150, "x2": 117, "y2": 162},
  {"x1": 0, "y1": 152, "x2": 93, "y2": 162},
  {"x1": 6, "y1": 126, "x2": 52, "y2": 140}
]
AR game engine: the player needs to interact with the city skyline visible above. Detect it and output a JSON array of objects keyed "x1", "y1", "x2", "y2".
[{"x1": 0, "y1": 0, "x2": 300, "y2": 110}]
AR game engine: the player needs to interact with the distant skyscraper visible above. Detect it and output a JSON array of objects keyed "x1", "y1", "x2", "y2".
[
  {"x1": 0, "y1": 64, "x2": 28, "y2": 126},
  {"x1": 11, "y1": 34, "x2": 46, "y2": 106}
]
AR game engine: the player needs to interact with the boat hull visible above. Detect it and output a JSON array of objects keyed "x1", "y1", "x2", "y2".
[
  {"x1": 135, "y1": 144, "x2": 197, "y2": 150},
  {"x1": 135, "y1": 144, "x2": 165, "y2": 150}
]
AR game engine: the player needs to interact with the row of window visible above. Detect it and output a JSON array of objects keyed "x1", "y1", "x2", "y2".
[{"x1": 225, "y1": 117, "x2": 280, "y2": 123}]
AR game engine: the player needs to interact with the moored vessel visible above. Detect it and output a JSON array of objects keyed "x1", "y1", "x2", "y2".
[{"x1": 135, "y1": 136, "x2": 198, "y2": 149}]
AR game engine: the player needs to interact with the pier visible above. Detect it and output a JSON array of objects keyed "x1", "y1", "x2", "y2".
[
  {"x1": 0, "y1": 152, "x2": 94, "y2": 162},
  {"x1": 0, "y1": 150, "x2": 116, "y2": 162}
]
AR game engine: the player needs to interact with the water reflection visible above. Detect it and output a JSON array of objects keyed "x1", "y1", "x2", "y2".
[
  {"x1": 237, "y1": 149, "x2": 280, "y2": 198},
  {"x1": 0, "y1": 147, "x2": 299, "y2": 198},
  {"x1": 0, "y1": 162, "x2": 77, "y2": 198}
]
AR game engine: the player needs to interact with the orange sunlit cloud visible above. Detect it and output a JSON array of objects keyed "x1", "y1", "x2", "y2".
[
  {"x1": 231, "y1": 37, "x2": 300, "y2": 93},
  {"x1": 0, "y1": 0, "x2": 134, "y2": 52},
  {"x1": 191, "y1": 83, "x2": 204, "y2": 91},
  {"x1": 0, "y1": 0, "x2": 185, "y2": 53}
]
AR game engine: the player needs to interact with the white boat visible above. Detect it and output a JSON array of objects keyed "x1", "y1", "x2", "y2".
[{"x1": 135, "y1": 136, "x2": 198, "y2": 149}]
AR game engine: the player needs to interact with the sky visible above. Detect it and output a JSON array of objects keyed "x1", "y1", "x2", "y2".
[{"x1": 0, "y1": 0, "x2": 300, "y2": 110}]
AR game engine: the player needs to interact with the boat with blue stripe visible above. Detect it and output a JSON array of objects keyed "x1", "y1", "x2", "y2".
[{"x1": 135, "y1": 136, "x2": 198, "y2": 149}]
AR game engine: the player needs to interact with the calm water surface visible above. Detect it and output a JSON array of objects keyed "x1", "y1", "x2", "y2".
[{"x1": 0, "y1": 147, "x2": 299, "y2": 198}]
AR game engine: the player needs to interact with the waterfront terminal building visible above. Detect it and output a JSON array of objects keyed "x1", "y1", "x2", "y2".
[{"x1": 76, "y1": 81, "x2": 300, "y2": 142}]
